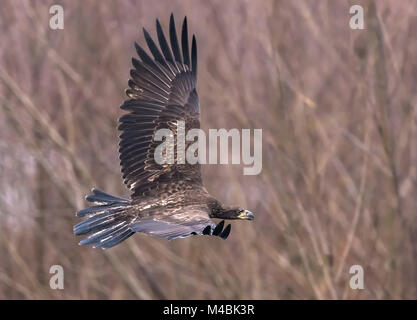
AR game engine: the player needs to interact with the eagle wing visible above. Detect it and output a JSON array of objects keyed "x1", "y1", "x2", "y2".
[
  {"x1": 119, "y1": 14, "x2": 202, "y2": 199},
  {"x1": 74, "y1": 189, "x2": 231, "y2": 248},
  {"x1": 130, "y1": 205, "x2": 226, "y2": 241}
]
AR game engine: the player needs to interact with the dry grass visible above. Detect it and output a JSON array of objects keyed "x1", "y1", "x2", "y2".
[{"x1": 0, "y1": 0, "x2": 416, "y2": 299}]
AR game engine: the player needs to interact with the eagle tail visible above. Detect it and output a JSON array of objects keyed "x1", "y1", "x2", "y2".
[{"x1": 73, "y1": 188, "x2": 134, "y2": 249}]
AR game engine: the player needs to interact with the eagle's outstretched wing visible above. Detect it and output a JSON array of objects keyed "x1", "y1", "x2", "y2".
[
  {"x1": 74, "y1": 189, "x2": 231, "y2": 248},
  {"x1": 130, "y1": 205, "x2": 231, "y2": 241},
  {"x1": 119, "y1": 14, "x2": 201, "y2": 199}
]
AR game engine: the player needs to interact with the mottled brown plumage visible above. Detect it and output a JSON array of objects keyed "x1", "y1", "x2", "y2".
[{"x1": 74, "y1": 15, "x2": 254, "y2": 249}]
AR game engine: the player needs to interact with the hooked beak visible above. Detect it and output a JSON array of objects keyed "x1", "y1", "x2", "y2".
[{"x1": 237, "y1": 210, "x2": 255, "y2": 221}]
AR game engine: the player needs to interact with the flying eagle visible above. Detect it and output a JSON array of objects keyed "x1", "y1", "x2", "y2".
[{"x1": 74, "y1": 15, "x2": 254, "y2": 249}]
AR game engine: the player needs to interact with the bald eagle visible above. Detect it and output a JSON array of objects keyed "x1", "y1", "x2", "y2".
[{"x1": 74, "y1": 15, "x2": 254, "y2": 249}]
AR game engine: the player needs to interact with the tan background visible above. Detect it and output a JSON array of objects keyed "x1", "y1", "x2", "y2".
[{"x1": 0, "y1": 0, "x2": 416, "y2": 299}]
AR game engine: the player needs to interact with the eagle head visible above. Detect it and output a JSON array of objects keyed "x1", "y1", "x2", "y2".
[
  {"x1": 236, "y1": 209, "x2": 255, "y2": 220},
  {"x1": 214, "y1": 207, "x2": 254, "y2": 220}
]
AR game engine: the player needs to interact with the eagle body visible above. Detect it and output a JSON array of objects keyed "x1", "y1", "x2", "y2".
[{"x1": 74, "y1": 15, "x2": 254, "y2": 249}]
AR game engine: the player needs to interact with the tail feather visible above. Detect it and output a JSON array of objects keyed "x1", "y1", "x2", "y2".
[
  {"x1": 93, "y1": 227, "x2": 133, "y2": 249},
  {"x1": 76, "y1": 203, "x2": 127, "y2": 218},
  {"x1": 79, "y1": 221, "x2": 129, "y2": 246},
  {"x1": 74, "y1": 188, "x2": 134, "y2": 249},
  {"x1": 84, "y1": 188, "x2": 130, "y2": 204},
  {"x1": 74, "y1": 211, "x2": 121, "y2": 235}
]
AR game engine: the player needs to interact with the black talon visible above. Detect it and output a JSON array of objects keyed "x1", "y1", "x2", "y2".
[
  {"x1": 202, "y1": 225, "x2": 211, "y2": 235},
  {"x1": 220, "y1": 224, "x2": 231, "y2": 239},
  {"x1": 212, "y1": 220, "x2": 225, "y2": 236}
]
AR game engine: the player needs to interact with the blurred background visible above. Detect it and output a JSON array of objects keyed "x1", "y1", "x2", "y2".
[{"x1": 0, "y1": 0, "x2": 416, "y2": 299}]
